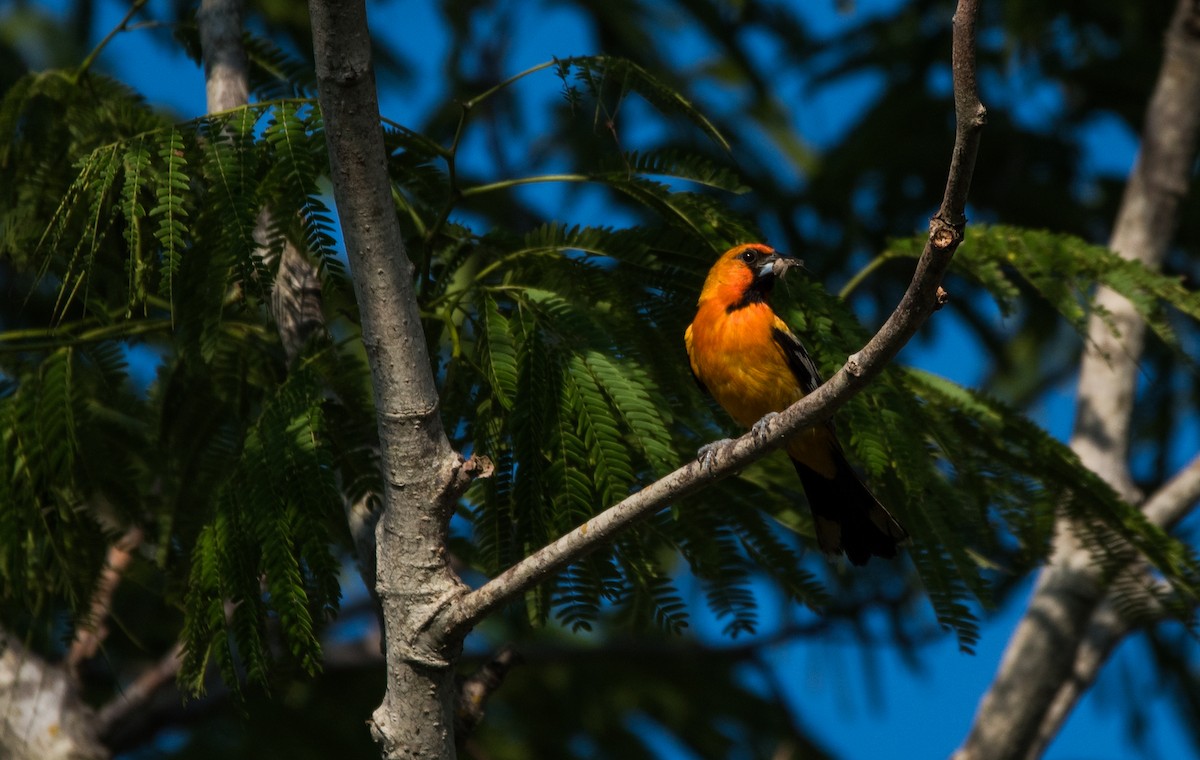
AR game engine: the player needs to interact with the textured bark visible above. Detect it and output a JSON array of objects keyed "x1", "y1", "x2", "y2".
[
  {"x1": 307, "y1": 1, "x2": 468, "y2": 757},
  {"x1": 66, "y1": 529, "x2": 143, "y2": 679},
  {"x1": 954, "y1": 3, "x2": 1200, "y2": 759}
]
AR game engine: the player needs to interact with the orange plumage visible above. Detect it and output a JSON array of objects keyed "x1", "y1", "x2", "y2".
[{"x1": 685, "y1": 243, "x2": 907, "y2": 565}]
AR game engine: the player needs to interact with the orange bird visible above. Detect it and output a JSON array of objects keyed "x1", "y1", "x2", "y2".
[{"x1": 685, "y1": 243, "x2": 907, "y2": 565}]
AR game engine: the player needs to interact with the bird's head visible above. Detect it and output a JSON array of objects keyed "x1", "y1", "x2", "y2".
[{"x1": 698, "y1": 243, "x2": 801, "y2": 310}]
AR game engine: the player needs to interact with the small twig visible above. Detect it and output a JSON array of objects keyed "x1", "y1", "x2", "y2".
[
  {"x1": 66, "y1": 527, "x2": 143, "y2": 680},
  {"x1": 454, "y1": 645, "x2": 522, "y2": 740}
]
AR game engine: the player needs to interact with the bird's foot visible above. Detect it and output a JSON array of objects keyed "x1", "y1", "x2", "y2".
[
  {"x1": 697, "y1": 438, "x2": 735, "y2": 472},
  {"x1": 750, "y1": 412, "x2": 780, "y2": 443}
]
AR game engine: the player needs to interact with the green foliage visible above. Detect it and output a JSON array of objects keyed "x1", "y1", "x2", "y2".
[
  {"x1": 0, "y1": 66, "x2": 358, "y2": 695},
  {"x1": 906, "y1": 370, "x2": 1200, "y2": 620},
  {"x1": 887, "y1": 224, "x2": 1200, "y2": 358},
  {"x1": 3, "y1": 32, "x2": 1199, "y2": 736},
  {"x1": 180, "y1": 366, "x2": 342, "y2": 696},
  {"x1": 558, "y1": 56, "x2": 731, "y2": 151},
  {"x1": 0, "y1": 348, "x2": 106, "y2": 613}
]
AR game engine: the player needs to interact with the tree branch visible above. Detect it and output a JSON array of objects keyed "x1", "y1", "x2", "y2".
[
  {"x1": 1025, "y1": 454, "x2": 1200, "y2": 755},
  {"x1": 454, "y1": 645, "x2": 521, "y2": 741},
  {"x1": 954, "y1": 3, "x2": 1200, "y2": 759},
  {"x1": 438, "y1": 0, "x2": 985, "y2": 638},
  {"x1": 198, "y1": 0, "x2": 327, "y2": 364},
  {"x1": 197, "y1": 0, "x2": 249, "y2": 113},
  {"x1": 1142, "y1": 453, "x2": 1200, "y2": 530},
  {"x1": 66, "y1": 528, "x2": 142, "y2": 680},
  {"x1": 94, "y1": 643, "x2": 184, "y2": 741}
]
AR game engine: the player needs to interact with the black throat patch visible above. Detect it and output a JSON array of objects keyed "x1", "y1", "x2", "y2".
[{"x1": 725, "y1": 277, "x2": 774, "y2": 313}]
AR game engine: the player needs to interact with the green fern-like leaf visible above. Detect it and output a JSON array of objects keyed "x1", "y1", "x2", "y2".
[
  {"x1": 120, "y1": 136, "x2": 153, "y2": 311},
  {"x1": 198, "y1": 112, "x2": 266, "y2": 299},
  {"x1": 598, "y1": 149, "x2": 748, "y2": 193},
  {"x1": 888, "y1": 224, "x2": 1200, "y2": 356},
  {"x1": 565, "y1": 354, "x2": 635, "y2": 506},
  {"x1": 568, "y1": 56, "x2": 730, "y2": 151},
  {"x1": 243, "y1": 34, "x2": 317, "y2": 100},
  {"x1": 179, "y1": 367, "x2": 342, "y2": 695},
  {"x1": 908, "y1": 368, "x2": 1200, "y2": 611},
  {"x1": 151, "y1": 126, "x2": 191, "y2": 309}
]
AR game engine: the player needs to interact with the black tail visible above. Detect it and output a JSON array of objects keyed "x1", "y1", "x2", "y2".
[{"x1": 792, "y1": 454, "x2": 907, "y2": 566}]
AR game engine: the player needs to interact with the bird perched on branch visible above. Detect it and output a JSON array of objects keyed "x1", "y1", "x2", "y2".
[{"x1": 684, "y1": 243, "x2": 907, "y2": 565}]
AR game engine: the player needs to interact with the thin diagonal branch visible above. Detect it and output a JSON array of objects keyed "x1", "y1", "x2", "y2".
[
  {"x1": 1143, "y1": 453, "x2": 1200, "y2": 530},
  {"x1": 94, "y1": 643, "x2": 183, "y2": 740},
  {"x1": 438, "y1": 0, "x2": 985, "y2": 638},
  {"x1": 77, "y1": 0, "x2": 148, "y2": 77},
  {"x1": 454, "y1": 645, "x2": 521, "y2": 741}
]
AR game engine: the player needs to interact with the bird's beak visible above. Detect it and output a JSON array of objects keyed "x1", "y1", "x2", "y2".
[{"x1": 760, "y1": 252, "x2": 801, "y2": 280}]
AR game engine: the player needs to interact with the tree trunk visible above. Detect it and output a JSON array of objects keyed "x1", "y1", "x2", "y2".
[
  {"x1": 0, "y1": 629, "x2": 106, "y2": 760},
  {"x1": 307, "y1": 1, "x2": 468, "y2": 756},
  {"x1": 953, "y1": 3, "x2": 1200, "y2": 758}
]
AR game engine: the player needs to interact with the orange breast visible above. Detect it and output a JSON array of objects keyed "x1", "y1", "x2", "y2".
[
  {"x1": 686, "y1": 302, "x2": 802, "y2": 427},
  {"x1": 686, "y1": 301, "x2": 836, "y2": 476}
]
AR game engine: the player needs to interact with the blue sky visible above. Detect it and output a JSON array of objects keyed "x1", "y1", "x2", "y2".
[{"x1": 22, "y1": 0, "x2": 1193, "y2": 757}]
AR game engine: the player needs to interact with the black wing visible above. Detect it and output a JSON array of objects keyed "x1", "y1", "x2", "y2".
[{"x1": 770, "y1": 323, "x2": 823, "y2": 394}]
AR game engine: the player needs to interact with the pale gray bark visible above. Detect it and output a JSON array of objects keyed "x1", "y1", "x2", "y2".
[
  {"x1": 953, "y1": 3, "x2": 1200, "y2": 759},
  {"x1": 307, "y1": 1, "x2": 473, "y2": 756},
  {"x1": 1024, "y1": 453, "x2": 1200, "y2": 756},
  {"x1": 0, "y1": 631, "x2": 105, "y2": 760},
  {"x1": 197, "y1": 0, "x2": 249, "y2": 112}
]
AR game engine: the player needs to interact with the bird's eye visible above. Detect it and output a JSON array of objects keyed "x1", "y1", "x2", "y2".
[{"x1": 739, "y1": 250, "x2": 756, "y2": 263}]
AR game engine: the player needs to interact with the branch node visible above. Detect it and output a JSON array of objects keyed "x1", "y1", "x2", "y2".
[
  {"x1": 935, "y1": 286, "x2": 950, "y2": 309},
  {"x1": 448, "y1": 453, "x2": 494, "y2": 502},
  {"x1": 845, "y1": 352, "x2": 865, "y2": 376},
  {"x1": 930, "y1": 218, "x2": 961, "y2": 251}
]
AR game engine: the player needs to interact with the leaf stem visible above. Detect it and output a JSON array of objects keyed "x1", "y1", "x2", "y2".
[
  {"x1": 839, "y1": 251, "x2": 900, "y2": 299},
  {"x1": 77, "y1": 0, "x2": 151, "y2": 78},
  {"x1": 460, "y1": 174, "x2": 592, "y2": 198},
  {"x1": 463, "y1": 60, "x2": 561, "y2": 110}
]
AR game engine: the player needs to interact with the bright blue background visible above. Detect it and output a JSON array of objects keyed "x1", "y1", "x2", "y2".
[{"x1": 23, "y1": 0, "x2": 1193, "y2": 757}]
